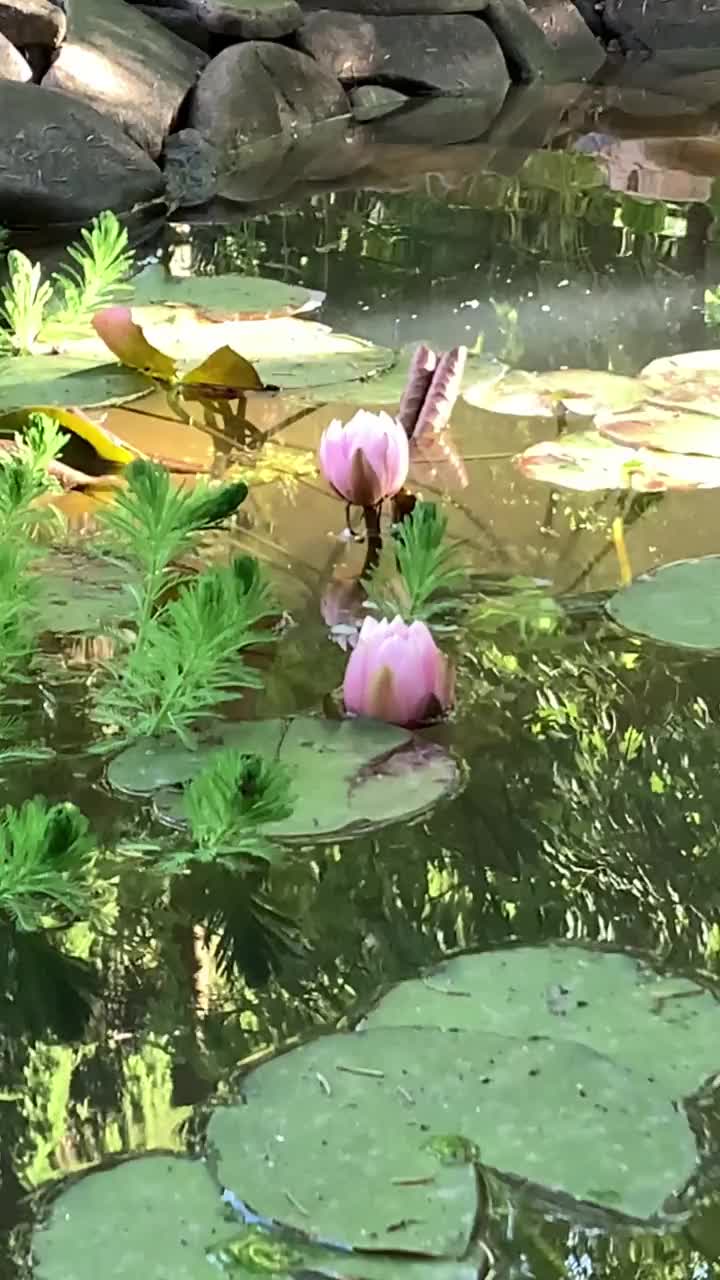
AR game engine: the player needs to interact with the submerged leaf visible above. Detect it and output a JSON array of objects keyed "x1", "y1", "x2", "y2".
[
  {"x1": 515, "y1": 431, "x2": 720, "y2": 492},
  {"x1": 598, "y1": 405, "x2": 720, "y2": 459}
]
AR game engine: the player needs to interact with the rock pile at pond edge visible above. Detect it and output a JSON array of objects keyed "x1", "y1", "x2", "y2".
[{"x1": 0, "y1": 0, "x2": 714, "y2": 228}]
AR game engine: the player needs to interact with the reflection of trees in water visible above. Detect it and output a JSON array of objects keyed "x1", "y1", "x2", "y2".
[{"x1": 3, "y1": 624, "x2": 720, "y2": 1273}]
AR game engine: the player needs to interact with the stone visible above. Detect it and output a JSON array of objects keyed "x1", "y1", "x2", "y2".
[
  {"x1": 163, "y1": 126, "x2": 217, "y2": 206},
  {"x1": 137, "y1": 5, "x2": 210, "y2": 48},
  {"x1": 0, "y1": 0, "x2": 64, "y2": 46},
  {"x1": 297, "y1": 12, "x2": 511, "y2": 97},
  {"x1": 189, "y1": 41, "x2": 349, "y2": 157},
  {"x1": 603, "y1": 0, "x2": 720, "y2": 54},
  {"x1": 349, "y1": 84, "x2": 408, "y2": 121},
  {"x1": 300, "y1": 0, "x2": 487, "y2": 12},
  {"x1": 43, "y1": 0, "x2": 207, "y2": 159},
  {"x1": 372, "y1": 94, "x2": 505, "y2": 143},
  {"x1": 0, "y1": 29, "x2": 31, "y2": 78},
  {"x1": 0, "y1": 81, "x2": 164, "y2": 227},
  {"x1": 483, "y1": 0, "x2": 605, "y2": 82},
  {"x1": 178, "y1": 0, "x2": 302, "y2": 38}
]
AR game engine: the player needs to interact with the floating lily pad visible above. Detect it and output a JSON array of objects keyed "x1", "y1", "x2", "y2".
[
  {"x1": 130, "y1": 265, "x2": 324, "y2": 320},
  {"x1": 107, "y1": 716, "x2": 460, "y2": 843},
  {"x1": 302, "y1": 349, "x2": 507, "y2": 407},
  {"x1": 515, "y1": 431, "x2": 720, "y2": 491},
  {"x1": 33, "y1": 552, "x2": 140, "y2": 635},
  {"x1": 210, "y1": 1228, "x2": 480, "y2": 1280},
  {"x1": 364, "y1": 945, "x2": 720, "y2": 1102},
  {"x1": 0, "y1": 358, "x2": 151, "y2": 414},
  {"x1": 598, "y1": 404, "x2": 720, "y2": 458},
  {"x1": 464, "y1": 369, "x2": 646, "y2": 419},
  {"x1": 607, "y1": 556, "x2": 720, "y2": 651},
  {"x1": 641, "y1": 350, "x2": 720, "y2": 415},
  {"x1": 76, "y1": 312, "x2": 395, "y2": 393},
  {"x1": 208, "y1": 1026, "x2": 696, "y2": 1232},
  {"x1": 33, "y1": 1154, "x2": 227, "y2": 1280}
]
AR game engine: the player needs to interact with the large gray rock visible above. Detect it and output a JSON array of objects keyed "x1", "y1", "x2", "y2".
[
  {"x1": 43, "y1": 0, "x2": 207, "y2": 158},
  {"x1": 603, "y1": 0, "x2": 720, "y2": 52},
  {"x1": 371, "y1": 94, "x2": 506, "y2": 143},
  {"x1": 137, "y1": 4, "x2": 211, "y2": 48},
  {"x1": 297, "y1": 11, "x2": 510, "y2": 96},
  {"x1": 300, "y1": 0, "x2": 487, "y2": 12},
  {"x1": 0, "y1": 82, "x2": 164, "y2": 227},
  {"x1": 0, "y1": 0, "x2": 64, "y2": 47},
  {"x1": 0, "y1": 29, "x2": 31, "y2": 78},
  {"x1": 178, "y1": 0, "x2": 302, "y2": 38},
  {"x1": 483, "y1": 0, "x2": 605, "y2": 82},
  {"x1": 189, "y1": 41, "x2": 348, "y2": 155}
]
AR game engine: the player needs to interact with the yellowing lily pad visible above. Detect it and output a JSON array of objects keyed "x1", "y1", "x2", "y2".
[
  {"x1": 641, "y1": 350, "x2": 720, "y2": 415},
  {"x1": 1, "y1": 406, "x2": 135, "y2": 466},
  {"x1": 515, "y1": 431, "x2": 720, "y2": 492},
  {"x1": 0, "y1": 358, "x2": 150, "y2": 414},
  {"x1": 301, "y1": 349, "x2": 507, "y2": 407},
  {"x1": 129, "y1": 264, "x2": 325, "y2": 320},
  {"x1": 464, "y1": 369, "x2": 646, "y2": 420},
  {"x1": 598, "y1": 404, "x2": 720, "y2": 458}
]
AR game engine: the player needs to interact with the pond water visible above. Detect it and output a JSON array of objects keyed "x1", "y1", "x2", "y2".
[{"x1": 7, "y1": 138, "x2": 720, "y2": 1277}]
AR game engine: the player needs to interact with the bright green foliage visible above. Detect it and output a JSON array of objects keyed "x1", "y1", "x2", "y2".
[
  {"x1": 162, "y1": 748, "x2": 294, "y2": 869},
  {"x1": 94, "y1": 556, "x2": 275, "y2": 744},
  {"x1": 366, "y1": 501, "x2": 469, "y2": 624},
  {"x1": 0, "y1": 413, "x2": 67, "y2": 681},
  {"x1": 99, "y1": 459, "x2": 248, "y2": 643},
  {"x1": 0, "y1": 212, "x2": 134, "y2": 354},
  {"x1": 0, "y1": 798, "x2": 96, "y2": 929}
]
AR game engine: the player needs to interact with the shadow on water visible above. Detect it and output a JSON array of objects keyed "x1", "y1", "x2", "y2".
[{"x1": 9, "y1": 84, "x2": 720, "y2": 1277}]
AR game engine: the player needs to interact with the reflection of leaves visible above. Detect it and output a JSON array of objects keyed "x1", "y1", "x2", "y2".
[{"x1": 0, "y1": 925, "x2": 96, "y2": 1045}]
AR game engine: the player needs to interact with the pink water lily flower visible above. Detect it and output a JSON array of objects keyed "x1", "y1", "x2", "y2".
[
  {"x1": 343, "y1": 615, "x2": 454, "y2": 727},
  {"x1": 318, "y1": 410, "x2": 409, "y2": 508}
]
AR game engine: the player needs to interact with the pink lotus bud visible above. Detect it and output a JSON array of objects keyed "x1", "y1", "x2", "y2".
[
  {"x1": 318, "y1": 410, "x2": 409, "y2": 507},
  {"x1": 343, "y1": 615, "x2": 454, "y2": 727}
]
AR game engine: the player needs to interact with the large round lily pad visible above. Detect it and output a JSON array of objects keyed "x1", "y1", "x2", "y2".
[
  {"x1": 641, "y1": 350, "x2": 720, "y2": 415},
  {"x1": 33, "y1": 552, "x2": 140, "y2": 635},
  {"x1": 515, "y1": 431, "x2": 720, "y2": 491},
  {"x1": 208, "y1": 1026, "x2": 697, "y2": 1233},
  {"x1": 464, "y1": 369, "x2": 646, "y2": 420},
  {"x1": 0, "y1": 358, "x2": 150, "y2": 414},
  {"x1": 107, "y1": 716, "x2": 460, "y2": 843},
  {"x1": 129, "y1": 264, "x2": 325, "y2": 319},
  {"x1": 33, "y1": 1155, "x2": 227, "y2": 1280},
  {"x1": 607, "y1": 556, "x2": 720, "y2": 651},
  {"x1": 364, "y1": 945, "x2": 720, "y2": 1102}
]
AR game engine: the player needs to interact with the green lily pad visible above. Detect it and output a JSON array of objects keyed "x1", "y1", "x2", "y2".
[
  {"x1": 0, "y1": 357, "x2": 151, "y2": 414},
  {"x1": 208, "y1": 1026, "x2": 696, "y2": 1232},
  {"x1": 464, "y1": 369, "x2": 646, "y2": 419},
  {"x1": 210, "y1": 1228, "x2": 481, "y2": 1279},
  {"x1": 130, "y1": 265, "x2": 325, "y2": 320},
  {"x1": 364, "y1": 945, "x2": 720, "y2": 1102},
  {"x1": 641, "y1": 350, "x2": 720, "y2": 415},
  {"x1": 607, "y1": 556, "x2": 720, "y2": 651},
  {"x1": 515, "y1": 431, "x2": 720, "y2": 491},
  {"x1": 66, "y1": 315, "x2": 395, "y2": 392},
  {"x1": 301, "y1": 349, "x2": 507, "y2": 407},
  {"x1": 598, "y1": 404, "x2": 720, "y2": 458},
  {"x1": 32, "y1": 1154, "x2": 227, "y2": 1280},
  {"x1": 107, "y1": 716, "x2": 460, "y2": 843},
  {"x1": 33, "y1": 552, "x2": 140, "y2": 635}
]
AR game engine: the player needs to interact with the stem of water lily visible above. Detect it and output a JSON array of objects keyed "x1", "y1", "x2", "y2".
[
  {"x1": 612, "y1": 515, "x2": 633, "y2": 587},
  {"x1": 361, "y1": 503, "x2": 382, "y2": 578}
]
